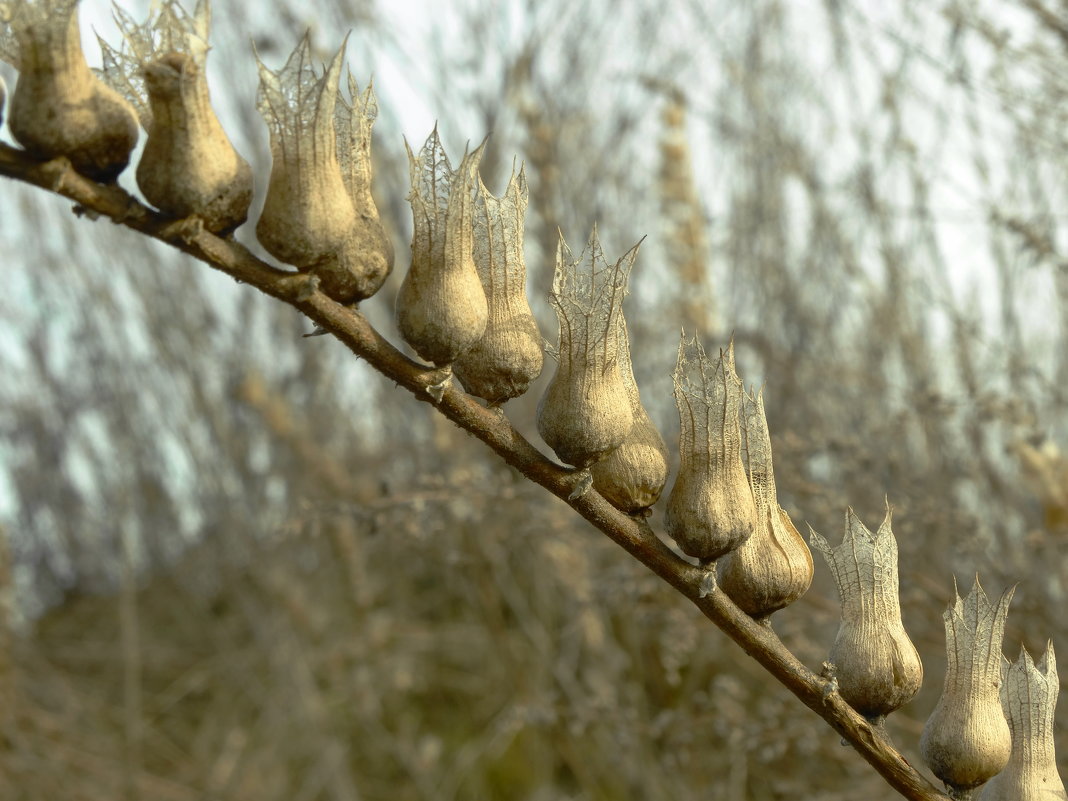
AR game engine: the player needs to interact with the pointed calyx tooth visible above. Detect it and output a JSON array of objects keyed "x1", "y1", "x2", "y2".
[
  {"x1": 255, "y1": 35, "x2": 385, "y2": 304},
  {"x1": 921, "y1": 576, "x2": 1014, "y2": 795},
  {"x1": 396, "y1": 128, "x2": 488, "y2": 366},
  {"x1": 718, "y1": 387, "x2": 812, "y2": 619},
  {"x1": 978, "y1": 643, "x2": 1067, "y2": 801},
  {"x1": 665, "y1": 335, "x2": 756, "y2": 562},
  {"x1": 98, "y1": 0, "x2": 251, "y2": 233},
  {"x1": 809, "y1": 504, "x2": 922, "y2": 722},
  {"x1": 590, "y1": 314, "x2": 668, "y2": 513},
  {"x1": 536, "y1": 227, "x2": 636, "y2": 469},
  {"x1": 453, "y1": 164, "x2": 543, "y2": 403},
  {"x1": 0, "y1": 0, "x2": 137, "y2": 181}
]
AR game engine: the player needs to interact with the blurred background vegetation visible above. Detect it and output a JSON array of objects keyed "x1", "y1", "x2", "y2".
[{"x1": 2, "y1": 0, "x2": 1068, "y2": 798}]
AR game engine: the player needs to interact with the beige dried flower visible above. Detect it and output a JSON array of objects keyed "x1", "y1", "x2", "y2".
[
  {"x1": 100, "y1": 0, "x2": 251, "y2": 232},
  {"x1": 256, "y1": 36, "x2": 349, "y2": 282},
  {"x1": 590, "y1": 315, "x2": 668, "y2": 512},
  {"x1": 665, "y1": 336, "x2": 756, "y2": 562},
  {"x1": 978, "y1": 643, "x2": 1067, "y2": 801},
  {"x1": 397, "y1": 127, "x2": 488, "y2": 366},
  {"x1": 256, "y1": 35, "x2": 387, "y2": 304},
  {"x1": 453, "y1": 164, "x2": 543, "y2": 403},
  {"x1": 921, "y1": 577, "x2": 1014, "y2": 795},
  {"x1": 809, "y1": 505, "x2": 922, "y2": 724},
  {"x1": 334, "y1": 70, "x2": 394, "y2": 300},
  {"x1": 0, "y1": 0, "x2": 137, "y2": 181},
  {"x1": 718, "y1": 388, "x2": 812, "y2": 619},
  {"x1": 537, "y1": 227, "x2": 636, "y2": 469}
]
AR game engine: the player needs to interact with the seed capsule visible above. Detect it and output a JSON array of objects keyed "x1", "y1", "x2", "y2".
[
  {"x1": 537, "y1": 227, "x2": 636, "y2": 469},
  {"x1": 809, "y1": 505, "x2": 922, "y2": 724},
  {"x1": 453, "y1": 165, "x2": 543, "y2": 404},
  {"x1": 978, "y1": 644, "x2": 1067, "y2": 801},
  {"x1": 590, "y1": 315, "x2": 668, "y2": 512},
  {"x1": 921, "y1": 577, "x2": 1014, "y2": 795},
  {"x1": 665, "y1": 336, "x2": 756, "y2": 562},
  {"x1": 397, "y1": 128, "x2": 488, "y2": 366},
  {"x1": 334, "y1": 71, "x2": 394, "y2": 302},
  {"x1": 0, "y1": 0, "x2": 137, "y2": 181},
  {"x1": 718, "y1": 388, "x2": 812, "y2": 619},
  {"x1": 256, "y1": 36, "x2": 351, "y2": 284},
  {"x1": 100, "y1": 0, "x2": 251, "y2": 232},
  {"x1": 256, "y1": 35, "x2": 386, "y2": 304}
]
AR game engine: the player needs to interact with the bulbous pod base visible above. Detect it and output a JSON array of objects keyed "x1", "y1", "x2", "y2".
[
  {"x1": 827, "y1": 618, "x2": 923, "y2": 719},
  {"x1": 137, "y1": 53, "x2": 252, "y2": 233},
  {"x1": 10, "y1": 63, "x2": 137, "y2": 182},
  {"x1": 665, "y1": 461, "x2": 756, "y2": 562},
  {"x1": 718, "y1": 505, "x2": 813, "y2": 619},
  {"x1": 397, "y1": 261, "x2": 489, "y2": 366},
  {"x1": 257, "y1": 156, "x2": 355, "y2": 269},
  {"x1": 537, "y1": 359, "x2": 634, "y2": 469},
  {"x1": 8, "y1": 6, "x2": 137, "y2": 181},
  {"x1": 347, "y1": 211, "x2": 395, "y2": 302},
  {"x1": 921, "y1": 694, "x2": 1011, "y2": 794},
  {"x1": 980, "y1": 772, "x2": 1068, "y2": 801},
  {"x1": 590, "y1": 406, "x2": 668, "y2": 513},
  {"x1": 313, "y1": 225, "x2": 394, "y2": 305},
  {"x1": 454, "y1": 310, "x2": 544, "y2": 404}
]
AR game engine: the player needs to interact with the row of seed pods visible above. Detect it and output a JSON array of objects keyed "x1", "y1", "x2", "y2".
[{"x1": 1, "y1": 1, "x2": 1063, "y2": 797}]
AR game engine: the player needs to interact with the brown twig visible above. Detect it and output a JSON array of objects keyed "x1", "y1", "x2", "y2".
[{"x1": 0, "y1": 142, "x2": 951, "y2": 801}]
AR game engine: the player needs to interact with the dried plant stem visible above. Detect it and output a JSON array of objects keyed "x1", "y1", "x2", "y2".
[
  {"x1": 0, "y1": 143, "x2": 951, "y2": 801},
  {"x1": 119, "y1": 524, "x2": 142, "y2": 801},
  {"x1": 0, "y1": 525, "x2": 14, "y2": 753}
]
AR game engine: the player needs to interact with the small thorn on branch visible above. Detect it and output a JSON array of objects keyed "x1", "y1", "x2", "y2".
[
  {"x1": 40, "y1": 156, "x2": 74, "y2": 192},
  {"x1": 820, "y1": 668, "x2": 840, "y2": 705},
  {"x1": 72, "y1": 204, "x2": 100, "y2": 221},
  {"x1": 568, "y1": 469, "x2": 593, "y2": 501},
  {"x1": 159, "y1": 216, "x2": 205, "y2": 245},
  {"x1": 820, "y1": 679, "x2": 837, "y2": 704},
  {"x1": 296, "y1": 275, "x2": 321, "y2": 303},
  {"x1": 698, "y1": 563, "x2": 717, "y2": 598},
  {"x1": 112, "y1": 196, "x2": 143, "y2": 225},
  {"x1": 426, "y1": 371, "x2": 452, "y2": 404}
]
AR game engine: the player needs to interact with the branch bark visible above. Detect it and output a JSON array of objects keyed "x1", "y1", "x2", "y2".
[{"x1": 0, "y1": 142, "x2": 951, "y2": 801}]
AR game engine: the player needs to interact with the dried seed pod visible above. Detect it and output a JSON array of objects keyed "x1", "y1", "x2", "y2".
[
  {"x1": 255, "y1": 36, "x2": 350, "y2": 291},
  {"x1": 590, "y1": 315, "x2": 668, "y2": 512},
  {"x1": 665, "y1": 336, "x2": 756, "y2": 562},
  {"x1": 397, "y1": 128, "x2": 488, "y2": 365},
  {"x1": 978, "y1": 644, "x2": 1067, "y2": 801},
  {"x1": 334, "y1": 71, "x2": 394, "y2": 301},
  {"x1": 537, "y1": 227, "x2": 636, "y2": 469},
  {"x1": 809, "y1": 505, "x2": 922, "y2": 723},
  {"x1": 453, "y1": 165, "x2": 543, "y2": 403},
  {"x1": 256, "y1": 35, "x2": 383, "y2": 304},
  {"x1": 921, "y1": 577, "x2": 1014, "y2": 795},
  {"x1": 99, "y1": 0, "x2": 251, "y2": 232},
  {"x1": 718, "y1": 388, "x2": 812, "y2": 619},
  {"x1": 0, "y1": 0, "x2": 137, "y2": 181}
]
